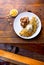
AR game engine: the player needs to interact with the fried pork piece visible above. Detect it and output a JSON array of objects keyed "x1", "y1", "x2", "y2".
[{"x1": 20, "y1": 17, "x2": 29, "y2": 28}]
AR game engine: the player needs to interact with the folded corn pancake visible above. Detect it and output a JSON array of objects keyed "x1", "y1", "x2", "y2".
[
  {"x1": 19, "y1": 28, "x2": 33, "y2": 37},
  {"x1": 30, "y1": 17, "x2": 37, "y2": 33}
]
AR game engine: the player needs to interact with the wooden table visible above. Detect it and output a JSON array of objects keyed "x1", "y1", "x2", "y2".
[{"x1": 0, "y1": 0, "x2": 44, "y2": 54}]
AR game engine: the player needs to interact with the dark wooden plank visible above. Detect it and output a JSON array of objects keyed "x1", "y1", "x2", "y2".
[
  {"x1": 0, "y1": 0, "x2": 44, "y2": 55},
  {"x1": 0, "y1": 5, "x2": 44, "y2": 43}
]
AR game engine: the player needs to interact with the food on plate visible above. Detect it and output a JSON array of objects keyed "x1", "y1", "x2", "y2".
[
  {"x1": 10, "y1": 9, "x2": 18, "y2": 17},
  {"x1": 19, "y1": 17, "x2": 37, "y2": 37},
  {"x1": 26, "y1": 24, "x2": 33, "y2": 32},
  {"x1": 19, "y1": 24, "x2": 33, "y2": 37},
  {"x1": 20, "y1": 17, "x2": 29, "y2": 28},
  {"x1": 19, "y1": 28, "x2": 33, "y2": 37},
  {"x1": 30, "y1": 17, "x2": 37, "y2": 33}
]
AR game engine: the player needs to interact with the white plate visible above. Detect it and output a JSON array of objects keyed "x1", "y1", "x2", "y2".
[{"x1": 13, "y1": 12, "x2": 41, "y2": 39}]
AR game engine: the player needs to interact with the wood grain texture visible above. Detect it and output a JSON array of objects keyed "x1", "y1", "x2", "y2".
[
  {"x1": 0, "y1": 50, "x2": 44, "y2": 65},
  {"x1": 0, "y1": 0, "x2": 44, "y2": 54},
  {"x1": 0, "y1": 0, "x2": 44, "y2": 43}
]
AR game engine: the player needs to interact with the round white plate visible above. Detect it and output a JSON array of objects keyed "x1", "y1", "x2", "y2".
[{"x1": 13, "y1": 12, "x2": 41, "y2": 39}]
